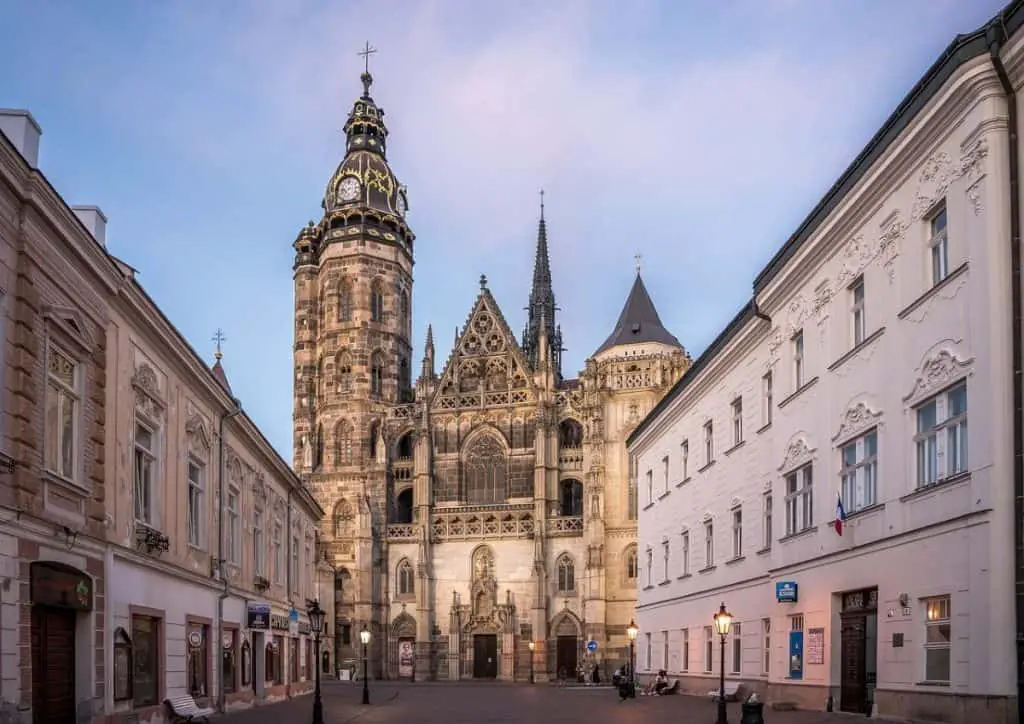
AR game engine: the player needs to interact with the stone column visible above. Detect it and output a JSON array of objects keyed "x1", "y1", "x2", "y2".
[
  {"x1": 414, "y1": 428, "x2": 434, "y2": 680},
  {"x1": 448, "y1": 596, "x2": 461, "y2": 680}
]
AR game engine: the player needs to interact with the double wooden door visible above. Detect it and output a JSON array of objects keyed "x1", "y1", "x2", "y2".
[
  {"x1": 556, "y1": 635, "x2": 578, "y2": 680},
  {"x1": 473, "y1": 634, "x2": 498, "y2": 678},
  {"x1": 840, "y1": 613, "x2": 868, "y2": 713},
  {"x1": 31, "y1": 605, "x2": 77, "y2": 724}
]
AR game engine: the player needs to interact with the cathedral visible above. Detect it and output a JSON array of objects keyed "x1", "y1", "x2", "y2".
[{"x1": 291, "y1": 65, "x2": 691, "y2": 681}]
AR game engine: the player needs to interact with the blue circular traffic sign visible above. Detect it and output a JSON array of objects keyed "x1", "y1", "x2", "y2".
[{"x1": 586, "y1": 639, "x2": 598, "y2": 652}]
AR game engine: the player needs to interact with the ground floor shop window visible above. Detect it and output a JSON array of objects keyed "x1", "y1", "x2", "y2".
[
  {"x1": 222, "y1": 629, "x2": 237, "y2": 693},
  {"x1": 187, "y1": 622, "x2": 210, "y2": 697},
  {"x1": 291, "y1": 638, "x2": 300, "y2": 683},
  {"x1": 132, "y1": 615, "x2": 161, "y2": 707},
  {"x1": 266, "y1": 637, "x2": 283, "y2": 684}
]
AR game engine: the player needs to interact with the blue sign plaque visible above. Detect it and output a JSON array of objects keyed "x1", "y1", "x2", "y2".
[{"x1": 776, "y1": 581, "x2": 798, "y2": 603}]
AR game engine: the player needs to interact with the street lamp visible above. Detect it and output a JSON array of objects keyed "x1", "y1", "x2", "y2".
[
  {"x1": 713, "y1": 602, "x2": 734, "y2": 724},
  {"x1": 360, "y1": 625, "x2": 371, "y2": 705},
  {"x1": 626, "y1": 619, "x2": 638, "y2": 699},
  {"x1": 528, "y1": 641, "x2": 535, "y2": 684},
  {"x1": 307, "y1": 600, "x2": 325, "y2": 724}
]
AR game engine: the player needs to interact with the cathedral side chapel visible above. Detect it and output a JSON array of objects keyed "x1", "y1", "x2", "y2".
[{"x1": 291, "y1": 61, "x2": 691, "y2": 681}]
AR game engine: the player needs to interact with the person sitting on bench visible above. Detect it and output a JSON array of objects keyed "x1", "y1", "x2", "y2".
[{"x1": 644, "y1": 670, "x2": 668, "y2": 695}]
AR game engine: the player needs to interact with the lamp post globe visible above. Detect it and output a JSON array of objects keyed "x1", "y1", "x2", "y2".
[
  {"x1": 307, "y1": 600, "x2": 325, "y2": 724},
  {"x1": 713, "y1": 602, "x2": 733, "y2": 724},
  {"x1": 360, "y1": 625, "x2": 371, "y2": 705},
  {"x1": 626, "y1": 620, "x2": 638, "y2": 698}
]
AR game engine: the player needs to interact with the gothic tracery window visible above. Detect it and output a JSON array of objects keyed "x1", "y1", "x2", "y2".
[
  {"x1": 338, "y1": 279, "x2": 353, "y2": 322},
  {"x1": 624, "y1": 545, "x2": 638, "y2": 581},
  {"x1": 556, "y1": 554, "x2": 575, "y2": 593},
  {"x1": 371, "y1": 353, "x2": 383, "y2": 397},
  {"x1": 396, "y1": 558, "x2": 415, "y2": 596},
  {"x1": 334, "y1": 420, "x2": 354, "y2": 466},
  {"x1": 336, "y1": 351, "x2": 352, "y2": 393},
  {"x1": 559, "y1": 479, "x2": 584, "y2": 517},
  {"x1": 370, "y1": 280, "x2": 384, "y2": 323},
  {"x1": 400, "y1": 290, "x2": 410, "y2": 334},
  {"x1": 333, "y1": 499, "x2": 354, "y2": 538},
  {"x1": 464, "y1": 435, "x2": 507, "y2": 504}
]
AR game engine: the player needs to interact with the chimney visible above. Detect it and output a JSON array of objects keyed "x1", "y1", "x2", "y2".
[
  {"x1": 0, "y1": 109, "x2": 42, "y2": 168},
  {"x1": 72, "y1": 206, "x2": 108, "y2": 248}
]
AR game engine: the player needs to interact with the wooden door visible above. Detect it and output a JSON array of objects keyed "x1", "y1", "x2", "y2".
[
  {"x1": 556, "y1": 636, "x2": 578, "y2": 680},
  {"x1": 31, "y1": 605, "x2": 77, "y2": 724},
  {"x1": 473, "y1": 634, "x2": 498, "y2": 678},
  {"x1": 840, "y1": 614, "x2": 868, "y2": 713}
]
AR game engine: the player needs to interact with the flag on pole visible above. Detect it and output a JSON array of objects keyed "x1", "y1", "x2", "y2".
[{"x1": 834, "y1": 492, "x2": 847, "y2": 536}]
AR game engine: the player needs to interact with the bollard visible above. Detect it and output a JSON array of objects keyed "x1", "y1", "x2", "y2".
[{"x1": 740, "y1": 692, "x2": 766, "y2": 724}]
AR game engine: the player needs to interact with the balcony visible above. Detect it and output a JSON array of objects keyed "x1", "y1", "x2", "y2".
[
  {"x1": 431, "y1": 505, "x2": 534, "y2": 541},
  {"x1": 548, "y1": 516, "x2": 584, "y2": 537},
  {"x1": 558, "y1": 448, "x2": 584, "y2": 471},
  {"x1": 386, "y1": 524, "x2": 417, "y2": 542}
]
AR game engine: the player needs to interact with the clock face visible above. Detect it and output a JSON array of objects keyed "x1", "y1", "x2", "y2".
[
  {"x1": 396, "y1": 193, "x2": 407, "y2": 215},
  {"x1": 337, "y1": 177, "x2": 360, "y2": 203}
]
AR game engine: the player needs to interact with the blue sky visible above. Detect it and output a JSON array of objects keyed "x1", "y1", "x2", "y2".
[{"x1": 0, "y1": 0, "x2": 1007, "y2": 460}]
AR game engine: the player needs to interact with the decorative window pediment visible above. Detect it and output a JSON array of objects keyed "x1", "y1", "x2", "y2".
[
  {"x1": 42, "y1": 305, "x2": 94, "y2": 354},
  {"x1": 832, "y1": 401, "x2": 883, "y2": 444},
  {"x1": 729, "y1": 496, "x2": 742, "y2": 509},
  {"x1": 700, "y1": 511, "x2": 713, "y2": 523},
  {"x1": 778, "y1": 435, "x2": 816, "y2": 473},
  {"x1": 185, "y1": 413, "x2": 211, "y2": 456},
  {"x1": 903, "y1": 347, "x2": 974, "y2": 406}
]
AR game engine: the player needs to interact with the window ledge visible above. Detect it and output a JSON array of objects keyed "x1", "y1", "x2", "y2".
[
  {"x1": 898, "y1": 262, "x2": 969, "y2": 320},
  {"x1": 187, "y1": 542, "x2": 206, "y2": 554},
  {"x1": 642, "y1": 585, "x2": 655, "y2": 591},
  {"x1": 899, "y1": 471, "x2": 971, "y2": 503},
  {"x1": 756, "y1": 422, "x2": 772, "y2": 435},
  {"x1": 42, "y1": 469, "x2": 90, "y2": 497},
  {"x1": 698, "y1": 565, "x2": 717, "y2": 575},
  {"x1": 643, "y1": 502, "x2": 655, "y2": 511},
  {"x1": 676, "y1": 573, "x2": 692, "y2": 581},
  {"x1": 724, "y1": 441, "x2": 746, "y2": 457},
  {"x1": 827, "y1": 327, "x2": 886, "y2": 372},
  {"x1": 842, "y1": 502, "x2": 886, "y2": 523},
  {"x1": 779, "y1": 526, "x2": 818, "y2": 544},
  {"x1": 756, "y1": 546, "x2": 771, "y2": 556},
  {"x1": 915, "y1": 680, "x2": 951, "y2": 688},
  {"x1": 778, "y1": 377, "x2": 819, "y2": 410},
  {"x1": 658, "y1": 579, "x2": 672, "y2": 587},
  {"x1": 676, "y1": 476, "x2": 692, "y2": 489},
  {"x1": 697, "y1": 460, "x2": 716, "y2": 474},
  {"x1": 724, "y1": 555, "x2": 745, "y2": 566},
  {"x1": 657, "y1": 490, "x2": 671, "y2": 501}
]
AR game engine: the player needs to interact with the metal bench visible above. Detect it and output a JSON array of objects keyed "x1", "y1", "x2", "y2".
[{"x1": 165, "y1": 694, "x2": 215, "y2": 723}]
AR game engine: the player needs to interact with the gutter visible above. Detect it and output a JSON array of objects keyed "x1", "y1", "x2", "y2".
[
  {"x1": 752, "y1": 299, "x2": 771, "y2": 324},
  {"x1": 987, "y1": 22, "x2": 1024, "y2": 724},
  {"x1": 216, "y1": 398, "x2": 243, "y2": 714}
]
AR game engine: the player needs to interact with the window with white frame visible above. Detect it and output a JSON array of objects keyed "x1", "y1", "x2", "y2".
[
  {"x1": 704, "y1": 520, "x2": 714, "y2": 567},
  {"x1": 731, "y1": 622, "x2": 742, "y2": 674},
  {"x1": 291, "y1": 535, "x2": 300, "y2": 593},
  {"x1": 851, "y1": 277, "x2": 866, "y2": 346},
  {"x1": 762, "y1": 493, "x2": 773, "y2": 549},
  {"x1": 793, "y1": 331, "x2": 805, "y2": 388},
  {"x1": 703, "y1": 626, "x2": 713, "y2": 673},
  {"x1": 841, "y1": 430, "x2": 878, "y2": 512},
  {"x1": 731, "y1": 397, "x2": 743, "y2": 445},
  {"x1": 681, "y1": 629, "x2": 689, "y2": 672},
  {"x1": 661, "y1": 540, "x2": 670, "y2": 581},
  {"x1": 645, "y1": 548, "x2": 653, "y2": 585},
  {"x1": 662, "y1": 630, "x2": 669, "y2": 670},
  {"x1": 785, "y1": 464, "x2": 813, "y2": 534},
  {"x1": 762, "y1": 371, "x2": 773, "y2": 427},
  {"x1": 646, "y1": 469, "x2": 653, "y2": 504},
  {"x1": 916, "y1": 381, "x2": 967, "y2": 488},
  {"x1": 681, "y1": 531, "x2": 690, "y2": 576},
  {"x1": 134, "y1": 421, "x2": 157, "y2": 525},
  {"x1": 45, "y1": 344, "x2": 80, "y2": 481},
  {"x1": 662, "y1": 456, "x2": 669, "y2": 493},
  {"x1": 731, "y1": 507, "x2": 742, "y2": 558},
  {"x1": 923, "y1": 595, "x2": 951, "y2": 682},
  {"x1": 626, "y1": 547, "x2": 638, "y2": 581},
  {"x1": 644, "y1": 632, "x2": 652, "y2": 670},
  {"x1": 929, "y1": 203, "x2": 949, "y2": 286},
  {"x1": 226, "y1": 488, "x2": 240, "y2": 563},
  {"x1": 762, "y1": 618, "x2": 771, "y2": 674},
  {"x1": 304, "y1": 539, "x2": 312, "y2": 596},
  {"x1": 703, "y1": 421, "x2": 714, "y2": 465},
  {"x1": 186, "y1": 459, "x2": 204, "y2": 545},
  {"x1": 272, "y1": 524, "x2": 283, "y2": 582},
  {"x1": 680, "y1": 440, "x2": 689, "y2": 480},
  {"x1": 253, "y1": 509, "x2": 265, "y2": 576}
]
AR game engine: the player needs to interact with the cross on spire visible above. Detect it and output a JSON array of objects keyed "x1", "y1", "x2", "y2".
[
  {"x1": 539, "y1": 188, "x2": 545, "y2": 221},
  {"x1": 635, "y1": 252, "x2": 642, "y2": 275},
  {"x1": 358, "y1": 41, "x2": 378, "y2": 74},
  {"x1": 212, "y1": 328, "x2": 226, "y2": 361}
]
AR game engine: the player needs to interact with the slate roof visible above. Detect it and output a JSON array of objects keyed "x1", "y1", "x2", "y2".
[{"x1": 594, "y1": 273, "x2": 681, "y2": 355}]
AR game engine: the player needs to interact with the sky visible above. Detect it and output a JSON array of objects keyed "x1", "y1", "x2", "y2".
[{"x1": 0, "y1": 0, "x2": 1008, "y2": 460}]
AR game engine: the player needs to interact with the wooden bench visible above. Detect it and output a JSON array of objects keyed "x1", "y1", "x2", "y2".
[
  {"x1": 165, "y1": 695, "x2": 215, "y2": 723},
  {"x1": 706, "y1": 681, "x2": 742, "y2": 701}
]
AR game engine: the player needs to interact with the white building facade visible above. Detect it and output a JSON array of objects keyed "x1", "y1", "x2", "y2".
[{"x1": 629, "y1": 7, "x2": 1024, "y2": 724}]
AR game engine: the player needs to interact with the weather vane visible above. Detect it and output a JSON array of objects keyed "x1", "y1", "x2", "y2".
[
  {"x1": 635, "y1": 253, "x2": 642, "y2": 275},
  {"x1": 358, "y1": 41, "x2": 378, "y2": 74},
  {"x1": 212, "y1": 328, "x2": 226, "y2": 360}
]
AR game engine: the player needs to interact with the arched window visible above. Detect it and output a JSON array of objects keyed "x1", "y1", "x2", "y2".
[
  {"x1": 400, "y1": 290, "x2": 410, "y2": 333},
  {"x1": 333, "y1": 499, "x2": 354, "y2": 538},
  {"x1": 559, "y1": 418, "x2": 584, "y2": 449},
  {"x1": 624, "y1": 546, "x2": 638, "y2": 581},
  {"x1": 396, "y1": 432, "x2": 414, "y2": 460},
  {"x1": 396, "y1": 558, "x2": 415, "y2": 596},
  {"x1": 394, "y1": 488, "x2": 413, "y2": 524},
  {"x1": 371, "y1": 353, "x2": 383, "y2": 397},
  {"x1": 338, "y1": 279, "x2": 353, "y2": 322},
  {"x1": 464, "y1": 435, "x2": 507, "y2": 504},
  {"x1": 336, "y1": 351, "x2": 352, "y2": 393},
  {"x1": 334, "y1": 420, "x2": 354, "y2": 466},
  {"x1": 314, "y1": 424, "x2": 324, "y2": 471},
  {"x1": 556, "y1": 554, "x2": 575, "y2": 593},
  {"x1": 370, "y1": 280, "x2": 385, "y2": 323},
  {"x1": 559, "y1": 479, "x2": 583, "y2": 517}
]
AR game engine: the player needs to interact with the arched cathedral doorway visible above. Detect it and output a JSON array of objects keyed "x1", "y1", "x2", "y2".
[{"x1": 551, "y1": 613, "x2": 580, "y2": 681}]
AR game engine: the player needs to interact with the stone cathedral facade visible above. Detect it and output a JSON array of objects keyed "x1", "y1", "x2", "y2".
[{"x1": 291, "y1": 68, "x2": 691, "y2": 681}]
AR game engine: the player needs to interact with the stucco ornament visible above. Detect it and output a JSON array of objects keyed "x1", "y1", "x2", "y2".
[
  {"x1": 832, "y1": 402, "x2": 883, "y2": 443},
  {"x1": 903, "y1": 348, "x2": 974, "y2": 404},
  {"x1": 778, "y1": 436, "x2": 815, "y2": 473},
  {"x1": 878, "y1": 211, "x2": 905, "y2": 283},
  {"x1": 910, "y1": 138, "x2": 988, "y2": 222}
]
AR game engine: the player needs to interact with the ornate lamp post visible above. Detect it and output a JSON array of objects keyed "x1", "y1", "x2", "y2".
[
  {"x1": 360, "y1": 625, "x2": 371, "y2": 705},
  {"x1": 626, "y1": 619, "x2": 638, "y2": 699},
  {"x1": 528, "y1": 641, "x2": 535, "y2": 684},
  {"x1": 714, "y1": 602, "x2": 734, "y2": 724},
  {"x1": 307, "y1": 600, "x2": 325, "y2": 724}
]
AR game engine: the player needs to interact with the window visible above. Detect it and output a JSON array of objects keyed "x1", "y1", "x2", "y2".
[
  {"x1": 272, "y1": 635, "x2": 284, "y2": 683},
  {"x1": 253, "y1": 509, "x2": 265, "y2": 575},
  {"x1": 790, "y1": 614, "x2": 803, "y2": 632},
  {"x1": 134, "y1": 422, "x2": 156, "y2": 524},
  {"x1": 186, "y1": 460, "x2": 203, "y2": 546},
  {"x1": 762, "y1": 372, "x2": 773, "y2": 427},
  {"x1": 45, "y1": 344, "x2": 79, "y2": 481},
  {"x1": 338, "y1": 280, "x2": 353, "y2": 322},
  {"x1": 397, "y1": 559, "x2": 415, "y2": 596},
  {"x1": 731, "y1": 397, "x2": 743, "y2": 445},
  {"x1": 841, "y1": 430, "x2": 878, "y2": 512},
  {"x1": 785, "y1": 464, "x2": 813, "y2": 534},
  {"x1": 793, "y1": 331, "x2": 805, "y2": 388},
  {"x1": 222, "y1": 629, "x2": 237, "y2": 693},
  {"x1": 273, "y1": 524, "x2": 283, "y2": 583},
  {"x1": 557, "y1": 554, "x2": 575, "y2": 593},
  {"x1": 186, "y1": 622, "x2": 209, "y2": 697},
  {"x1": 336, "y1": 353, "x2": 352, "y2": 394},
  {"x1": 851, "y1": 277, "x2": 866, "y2": 346},
  {"x1": 226, "y1": 489, "x2": 240, "y2": 563},
  {"x1": 762, "y1": 493, "x2": 773, "y2": 550},
  {"x1": 680, "y1": 440, "x2": 689, "y2": 480},
  {"x1": 625, "y1": 547, "x2": 638, "y2": 581},
  {"x1": 704, "y1": 626, "x2": 713, "y2": 673},
  {"x1": 929, "y1": 203, "x2": 949, "y2": 285},
  {"x1": 662, "y1": 631, "x2": 669, "y2": 670},
  {"x1": 681, "y1": 629, "x2": 690, "y2": 672},
  {"x1": 731, "y1": 622, "x2": 742, "y2": 674},
  {"x1": 703, "y1": 421, "x2": 714, "y2": 465},
  {"x1": 645, "y1": 548, "x2": 653, "y2": 585},
  {"x1": 291, "y1": 536, "x2": 300, "y2": 593},
  {"x1": 644, "y1": 633, "x2": 652, "y2": 670},
  {"x1": 923, "y1": 595, "x2": 951, "y2": 682},
  {"x1": 132, "y1": 615, "x2": 160, "y2": 707},
  {"x1": 916, "y1": 382, "x2": 968, "y2": 488},
  {"x1": 627, "y1": 475, "x2": 638, "y2": 520},
  {"x1": 370, "y1": 281, "x2": 385, "y2": 323},
  {"x1": 645, "y1": 469, "x2": 653, "y2": 503},
  {"x1": 557, "y1": 479, "x2": 583, "y2": 517},
  {"x1": 662, "y1": 456, "x2": 669, "y2": 493},
  {"x1": 335, "y1": 420, "x2": 354, "y2": 465},
  {"x1": 370, "y1": 353, "x2": 383, "y2": 397},
  {"x1": 681, "y1": 531, "x2": 690, "y2": 576},
  {"x1": 731, "y1": 507, "x2": 742, "y2": 558},
  {"x1": 291, "y1": 638, "x2": 300, "y2": 683},
  {"x1": 304, "y1": 540, "x2": 312, "y2": 597},
  {"x1": 704, "y1": 520, "x2": 714, "y2": 567},
  {"x1": 661, "y1": 541, "x2": 669, "y2": 581},
  {"x1": 762, "y1": 618, "x2": 771, "y2": 674}
]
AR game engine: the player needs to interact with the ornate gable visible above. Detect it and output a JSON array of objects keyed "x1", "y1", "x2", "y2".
[{"x1": 431, "y1": 279, "x2": 536, "y2": 411}]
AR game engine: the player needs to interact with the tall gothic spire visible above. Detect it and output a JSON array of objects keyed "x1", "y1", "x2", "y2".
[{"x1": 522, "y1": 190, "x2": 563, "y2": 379}]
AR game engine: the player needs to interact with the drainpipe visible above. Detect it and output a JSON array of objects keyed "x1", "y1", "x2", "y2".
[
  {"x1": 988, "y1": 22, "x2": 1024, "y2": 724},
  {"x1": 216, "y1": 399, "x2": 243, "y2": 714}
]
